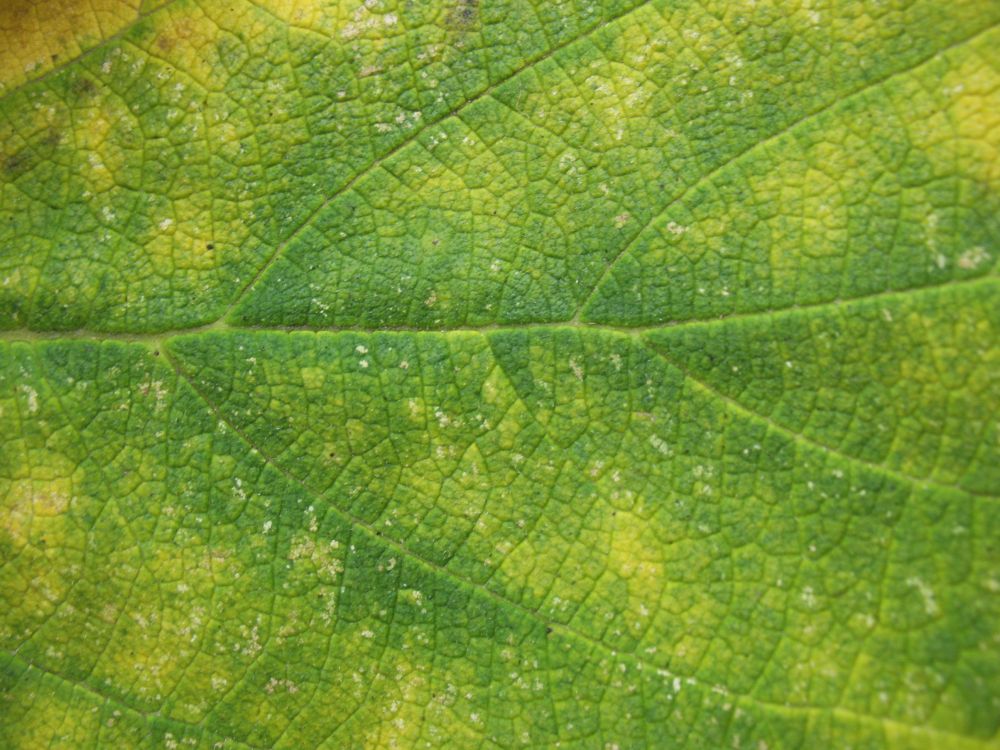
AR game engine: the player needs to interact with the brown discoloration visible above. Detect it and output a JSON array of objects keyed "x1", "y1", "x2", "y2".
[
  {"x1": 70, "y1": 74, "x2": 98, "y2": 99},
  {"x1": 155, "y1": 16, "x2": 196, "y2": 54},
  {"x1": 0, "y1": 1, "x2": 32, "y2": 28},
  {"x1": 447, "y1": 0, "x2": 479, "y2": 30},
  {"x1": 156, "y1": 33, "x2": 174, "y2": 52},
  {"x1": 0, "y1": 0, "x2": 141, "y2": 90},
  {"x1": 3, "y1": 149, "x2": 31, "y2": 177},
  {"x1": 41, "y1": 128, "x2": 63, "y2": 149}
]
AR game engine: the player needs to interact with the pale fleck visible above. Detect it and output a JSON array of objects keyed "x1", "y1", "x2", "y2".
[
  {"x1": 958, "y1": 246, "x2": 990, "y2": 270},
  {"x1": 649, "y1": 435, "x2": 671, "y2": 456},
  {"x1": 906, "y1": 577, "x2": 940, "y2": 616},
  {"x1": 801, "y1": 586, "x2": 817, "y2": 608},
  {"x1": 20, "y1": 385, "x2": 38, "y2": 413}
]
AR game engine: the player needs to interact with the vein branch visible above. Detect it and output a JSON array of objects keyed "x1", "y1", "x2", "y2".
[
  {"x1": 641, "y1": 338, "x2": 997, "y2": 499},
  {"x1": 0, "y1": 649, "x2": 264, "y2": 750},
  {"x1": 161, "y1": 344, "x2": 992, "y2": 742},
  {"x1": 216, "y1": 0, "x2": 654, "y2": 321},
  {"x1": 570, "y1": 21, "x2": 1000, "y2": 322},
  {"x1": 0, "y1": 272, "x2": 993, "y2": 344},
  {"x1": 0, "y1": 0, "x2": 184, "y2": 107}
]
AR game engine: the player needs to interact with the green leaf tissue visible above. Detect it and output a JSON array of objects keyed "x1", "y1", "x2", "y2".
[{"x1": 1, "y1": 0, "x2": 999, "y2": 747}]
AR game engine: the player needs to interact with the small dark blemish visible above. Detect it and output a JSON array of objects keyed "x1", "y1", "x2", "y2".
[
  {"x1": 545, "y1": 626, "x2": 552, "y2": 635},
  {"x1": 448, "y1": 0, "x2": 479, "y2": 29},
  {"x1": 41, "y1": 129, "x2": 62, "y2": 149},
  {"x1": 3, "y1": 150, "x2": 31, "y2": 177},
  {"x1": 71, "y1": 75, "x2": 97, "y2": 99},
  {"x1": 206, "y1": 243, "x2": 214, "y2": 250}
]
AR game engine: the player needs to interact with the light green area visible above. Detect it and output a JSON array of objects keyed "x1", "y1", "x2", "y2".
[
  {"x1": 233, "y1": 0, "x2": 1000, "y2": 328},
  {"x1": 582, "y1": 31, "x2": 1000, "y2": 326},
  {"x1": 1, "y1": 0, "x2": 642, "y2": 331},
  {"x1": 1, "y1": 0, "x2": 999, "y2": 748}
]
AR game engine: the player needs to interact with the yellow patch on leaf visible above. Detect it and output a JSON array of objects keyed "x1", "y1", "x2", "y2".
[{"x1": 0, "y1": 0, "x2": 142, "y2": 92}]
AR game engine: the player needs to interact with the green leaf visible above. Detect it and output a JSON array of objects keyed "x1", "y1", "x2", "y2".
[{"x1": 1, "y1": 1, "x2": 998, "y2": 748}]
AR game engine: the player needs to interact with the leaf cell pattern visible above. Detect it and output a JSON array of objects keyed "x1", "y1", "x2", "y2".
[{"x1": 1, "y1": 1, "x2": 999, "y2": 748}]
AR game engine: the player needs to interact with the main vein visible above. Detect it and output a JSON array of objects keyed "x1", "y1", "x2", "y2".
[{"x1": 0, "y1": 272, "x2": 993, "y2": 344}]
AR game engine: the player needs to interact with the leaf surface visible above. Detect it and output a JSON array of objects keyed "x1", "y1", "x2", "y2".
[{"x1": 1, "y1": 1, "x2": 999, "y2": 748}]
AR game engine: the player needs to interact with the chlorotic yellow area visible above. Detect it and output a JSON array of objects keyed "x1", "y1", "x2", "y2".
[
  {"x1": 2, "y1": 452, "x2": 77, "y2": 549},
  {"x1": 605, "y1": 509, "x2": 666, "y2": 597},
  {"x1": 0, "y1": 451, "x2": 82, "y2": 635},
  {"x1": 91, "y1": 530, "x2": 248, "y2": 715},
  {"x1": 763, "y1": 149, "x2": 851, "y2": 271},
  {"x1": 251, "y1": 0, "x2": 355, "y2": 38},
  {"x1": 74, "y1": 100, "x2": 131, "y2": 194},
  {"x1": 941, "y1": 52, "x2": 1000, "y2": 187},
  {"x1": 0, "y1": 0, "x2": 142, "y2": 93},
  {"x1": 495, "y1": 531, "x2": 548, "y2": 602},
  {"x1": 360, "y1": 657, "x2": 483, "y2": 750},
  {"x1": 140, "y1": 2, "x2": 232, "y2": 88},
  {"x1": 0, "y1": 670, "x2": 104, "y2": 748},
  {"x1": 144, "y1": 206, "x2": 221, "y2": 275},
  {"x1": 140, "y1": 0, "x2": 172, "y2": 12}
]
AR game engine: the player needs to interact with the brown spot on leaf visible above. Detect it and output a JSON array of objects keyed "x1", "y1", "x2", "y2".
[
  {"x1": 70, "y1": 74, "x2": 97, "y2": 99},
  {"x1": 3, "y1": 149, "x2": 31, "y2": 177},
  {"x1": 41, "y1": 128, "x2": 62, "y2": 149},
  {"x1": 447, "y1": 0, "x2": 479, "y2": 30},
  {"x1": 155, "y1": 16, "x2": 196, "y2": 54},
  {"x1": 0, "y1": 0, "x2": 142, "y2": 88}
]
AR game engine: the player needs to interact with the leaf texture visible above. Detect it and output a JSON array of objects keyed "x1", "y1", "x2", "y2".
[{"x1": 1, "y1": 1, "x2": 999, "y2": 748}]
